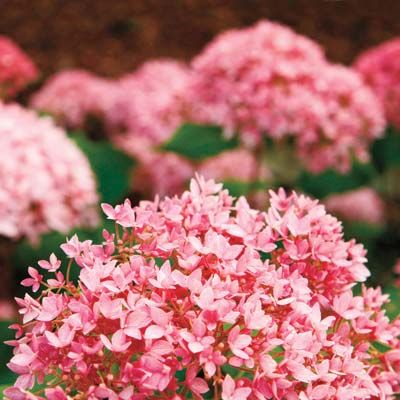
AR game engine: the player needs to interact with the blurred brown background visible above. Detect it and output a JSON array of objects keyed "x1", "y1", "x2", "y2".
[{"x1": 1, "y1": 0, "x2": 400, "y2": 78}]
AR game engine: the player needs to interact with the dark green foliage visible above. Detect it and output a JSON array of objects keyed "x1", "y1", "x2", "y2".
[{"x1": 163, "y1": 124, "x2": 239, "y2": 160}]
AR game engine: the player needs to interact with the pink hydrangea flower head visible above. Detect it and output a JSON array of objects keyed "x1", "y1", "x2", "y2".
[
  {"x1": 198, "y1": 148, "x2": 269, "y2": 183},
  {"x1": 31, "y1": 69, "x2": 117, "y2": 130},
  {"x1": 106, "y1": 59, "x2": 192, "y2": 146},
  {"x1": 324, "y1": 187, "x2": 385, "y2": 225},
  {"x1": 354, "y1": 38, "x2": 400, "y2": 128},
  {"x1": 0, "y1": 103, "x2": 99, "y2": 242},
  {"x1": 191, "y1": 20, "x2": 385, "y2": 172},
  {"x1": 6, "y1": 176, "x2": 400, "y2": 399},
  {"x1": 114, "y1": 136, "x2": 194, "y2": 198},
  {"x1": 296, "y1": 64, "x2": 385, "y2": 173},
  {"x1": 0, "y1": 36, "x2": 38, "y2": 99}
]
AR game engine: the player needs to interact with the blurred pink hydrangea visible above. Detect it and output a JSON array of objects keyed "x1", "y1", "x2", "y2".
[
  {"x1": 0, "y1": 103, "x2": 99, "y2": 242},
  {"x1": 103, "y1": 60, "x2": 194, "y2": 198},
  {"x1": 198, "y1": 149, "x2": 261, "y2": 183},
  {"x1": 354, "y1": 38, "x2": 400, "y2": 129},
  {"x1": 106, "y1": 59, "x2": 192, "y2": 146},
  {"x1": 5, "y1": 176, "x2": 400, "y2": 399},
  {"x1": 0, "y1": 36, "x2": 38, "y2": 99},
  {"x1": 191, "y1": 20, "x2": 385, "y2": 173},
  {"x1": 30, "y1": 69, "x2": 117, "y2": 130},
  {"x1": 116, "y1": 136, "x2": 193, "y2": 198},
  {"x1": 0, "y1": 300, "x2": 16, "y2": 321},
  {"x1": 324, "y1": 187, "x2": 385, "y2": 225}
]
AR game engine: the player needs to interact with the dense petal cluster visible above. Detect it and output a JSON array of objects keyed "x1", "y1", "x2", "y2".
[
  {"x1": 107, "y1": 59, "x2": 191, "y2": 146},
  {"x1": 324, "y1": 187, "x2": 385, "y2": 225},
  {"x1": 0, "y1": 103, "x2": 99, "y2": 242},
  {"x1": 30, "y1": 69, "x2": 116, "y2": 130},
  {"x1": 354, "y1": 38, "x2": 400, "y2": 129},
  {"x1": 6, "y1": 177, "x2": 399, "y2": 399},
  {"x1": 191, "y1": 20, "x2": 385, "y2": 172},
  {"x1": 0, "y1": 36, "x2": 38, "y2": 99}
]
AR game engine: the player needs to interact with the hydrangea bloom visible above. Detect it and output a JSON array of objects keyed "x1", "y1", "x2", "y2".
[
  {"x1": 324, "y1": 187, "x2": 385, "y2": 225},
  {"x1": 30, "y1": 69, "x2": 116, "y2": 130},
  {"x1": 0, "y1": 36, "x2": 38, "y2": 99},
  {"x1": 116, "y1": 137, "x2": 193, "y2": 198},
  {"x1": 6, "y1": 176, "x2": 400, "y2": 399},
  {"x1": 191, "y1": 20, "x2": 385, "y2": 172},
  {"x1": 354, "y1": 38, "x2": 400, "y2": 129},
  {"x1": 198, "y1": 149, "x2": 262, "y2": 183},
  {"x1": 0, "y1": 300, "x2": 16, "y2": 321},
  {"x1": 107, "y1": 59, "x2": 191, "y2": 146},
  {"x1": 0, "y1": 103, "x2": 99, "y2": 242}
]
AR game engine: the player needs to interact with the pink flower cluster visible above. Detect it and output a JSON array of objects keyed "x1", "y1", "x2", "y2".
[
  {"x1": 106, "y1": 60, "x2": 194, "y2": 197},
  {"x1": 191, "y1": 20, "x2": 385, "y2": 172},
  {"x1": 30, "y1": 69, "x2": 116, "y2": 130},
  {"x1": 324, "y1": 187, "x2": 386, "y2": 225},
  {"x1": 198, "y1": 149, "x2": 261, "y2": 183},
  {"x1": 354, "y1": 38, "x2": 400, "y2": 129},
  {"x1": 6, "y1": 176, "x2": 400, "y2": 399},
  {"x1": 0, "y1": 36, "x2": 38, "y2": 99},
  {"x1": 107, "y1": 59, "x2": 191, "y2": 146},
  {"x1": 0, "y1": 103, "x2": 99, "y2": 242}
]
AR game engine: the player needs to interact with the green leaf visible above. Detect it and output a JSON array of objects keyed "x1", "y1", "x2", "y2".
[
  {"x1": 385, "y1": 285, "x2": 400, "y2": 321},
  {"x1": 222, "y1": 181, "x2": 252, "y2": 197},
  {"x1": 297, "y1": 161, "x2": 376, "y2": 199},
  {"x1": 0, "y1": 385, "x2": 10, "y2": 396},
  {"x1": 373, "y1": 341, "x2": 392, "y2": 353},
  {"x1": 372, "y1": 126, "x2": 400, "y2": 172},
  {"x1": 342, "y1": 221, "x2": 385, "y2": 243},
  {"x1": 0, "y1": 321, "x2": 17, "y2": 385},
  {"x1": 71, "y1": 133, "x2": 135, "y2": 204},
  {"x1": 162, "y1": 124, "x2": 238, "y2": 160},
  {"x1": 222, "y1": 180, "x2": 270, "y2": 198},
  {"x1": 12, "y1": 219, "x2": 115, "y2": 289}
]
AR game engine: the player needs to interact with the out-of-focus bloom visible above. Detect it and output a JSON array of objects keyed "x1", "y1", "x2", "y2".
[
  {"x1": 107, "y1": 59, "x2": 192, "y2": 146},
  {"x1": 30, "y1": 69, "x2": 116, "y2": 130},
  {"x1": 0, "y1": 36, "x2": 38, "y2": 99},
  {"x1": 324, "y1": 187, "x2": 385, "y2": 225},
  {"x1": 6, "y1": 176, "x2": 400, "y2": 399},
  {"x1": 117, "y1": 137, "x2": 193, "y2": 198},
  {"x1": 191, "y1": 20, "x2": 385, "y2": 173},
  {"x1": 0, "y1": 300, "x2": 16, "y2": 320},
  {"x1": 0, "y1": 103, "x2": 99, "y2": 242},
  {"x1": 354, "y1": 38, "x2": 400, "y2": 129},
  {"x1": 103, "y1": 60, "x2": 194, "y2": 198},
  {"x1": 198, "y1": 149, "x2": 264, "y2": 183}
]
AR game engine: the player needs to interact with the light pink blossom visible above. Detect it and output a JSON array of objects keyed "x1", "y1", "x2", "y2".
[
  {"x1": 354, "y1": 38, "x2": 400, "y2": 128},
  {"x1": 31, "y1": 69, "x2": 117, "y2": 130},
  {"x1": 0, "y1": 103, "x2": 99, "y2": 242},
  {"x1": 324, "y1": 187, "x2": 386, "y2": 225},
  {"x1": 6, "y1": 176, "x2": 400, "y2": 399},
  {"x1": 191, "y1": 20, "x2": 385, "y2": 172}
]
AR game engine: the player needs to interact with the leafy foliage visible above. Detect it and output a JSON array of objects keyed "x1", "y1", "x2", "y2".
[
  {"x1": 71, "y1": 132, "x2": 135, "y2": 204},
  {"x1": 297, "y1": 161, "x2": 376, "y2": 199},
  {"x1": 163, "y1": 124, "x2": 238, "y2": 160},
  {"x1": 372, "y1": 126, "x2": 400, "y2": 172}
]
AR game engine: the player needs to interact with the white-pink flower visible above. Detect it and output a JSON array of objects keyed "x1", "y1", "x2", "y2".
[{"x1": 0, "y1": 103, "x2": 98, "y2": 242}]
